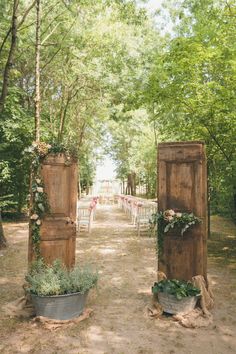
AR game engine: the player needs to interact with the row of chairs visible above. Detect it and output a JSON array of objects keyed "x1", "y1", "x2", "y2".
[
  {"x1": 98, "y1": 194, "x2": 115, "y2": 205},
  {"x1": 118, "y1": 195, "x2": 157, "y2": 236}
]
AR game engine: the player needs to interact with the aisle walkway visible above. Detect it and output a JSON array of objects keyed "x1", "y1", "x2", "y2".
[
  {"x1": 1, "y1": 205, "x2": 235, "y2": 353},
  {"x1": 76, "y1": 204, "x2": 159, "y2": 353},
  {"x1": 75, "y1": 205, "x2": 236, "y2": 354}
]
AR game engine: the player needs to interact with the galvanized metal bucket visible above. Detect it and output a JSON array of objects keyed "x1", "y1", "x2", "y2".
[
  {"x1": 31, "y1": 291, "x2": 88, "y2": 320},
  {"x1": 158, "y1": 292, "x2": 200, "y2": 315}
]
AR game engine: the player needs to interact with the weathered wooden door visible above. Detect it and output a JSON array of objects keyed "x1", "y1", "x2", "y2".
[
  {"x1": 158, "y1": 141, "x2": 208, "y2": 281},
  {"x1": 28, "y1": 153, "x2": 77, "y2": 268},
  {"x1": 41, "y1": 154, "x2": 77, "y2": 220}
]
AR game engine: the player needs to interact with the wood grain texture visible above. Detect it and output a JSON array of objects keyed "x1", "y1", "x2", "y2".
[
  {"x1": 28, "y1": 153, "x2": 77, "y2": 268},
  {"x1": 40, "y1": 219, "x2": 76, "y2": 268},
  {"x1": 158, "y1": 142, "x2": 208, "y2": 281}
]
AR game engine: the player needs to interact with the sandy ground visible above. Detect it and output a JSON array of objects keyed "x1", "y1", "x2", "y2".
[{"x1": 0, "y1": 205, "x2": 236, "y2": 354}]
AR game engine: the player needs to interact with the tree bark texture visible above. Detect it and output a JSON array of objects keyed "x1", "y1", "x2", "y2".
[
  {"x1": 0, "y1": 211, "x2": 7, "y2": 249},
  {"x1": 127, "y1": 173, "x2": 136, "y2": 196},
  {"x1": 35, "y1": 0, "x2": 41, "y2": 141},
  {"x1": 0, "y1": 0, "x2": 18, "y2": 112}
]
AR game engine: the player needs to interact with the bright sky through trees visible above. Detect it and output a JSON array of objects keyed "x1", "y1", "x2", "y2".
[
  {"x1": 96, "y1": 158, "x2": 116, "y2": 180},
  {"x1": 1, "y1": 0, "x2": 235, "y2": 217},
  {"x1": 95, "y1": 0, "x2": 162, "y2": 181}
]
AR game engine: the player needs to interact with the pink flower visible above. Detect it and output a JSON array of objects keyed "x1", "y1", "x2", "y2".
[
  {"x1": 164, "y1": 209, "x2": 175, "y2": 220},
  {"x1": 167, "y1": 215, "x2": 174, "y2": 221}
]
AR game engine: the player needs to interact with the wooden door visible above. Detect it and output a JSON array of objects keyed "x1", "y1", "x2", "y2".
[
  {"x1": 40, "y1": 218, "x2": 76, "y2": 268},
  {"x1": 41, "y1": 153, "x2": 77, "y2": 220},
  {"x1": 158, "y1": 141, "x2": 208, "y2": 281},
  {"x1": 28, "y1": 153, "x2": 77, "y2": 268}
]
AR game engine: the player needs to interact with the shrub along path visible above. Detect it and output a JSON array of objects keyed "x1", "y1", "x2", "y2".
[{"x1": 0, "y1": 205, "x2": 236, "y2": 353}]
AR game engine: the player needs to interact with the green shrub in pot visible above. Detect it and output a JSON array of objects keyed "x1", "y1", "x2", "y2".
[
  {"x1": 152, "y1": 279, "x2": 200, "y2": 300},
  {"x1": 26, "y1": 259, "x2": 98, "y2": 296},
  {"x1": 152, "y1": 279, "x2": 201, "y2": 315}
]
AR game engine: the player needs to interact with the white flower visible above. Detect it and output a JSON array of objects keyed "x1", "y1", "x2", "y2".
[
  {"x1": 176, "y1": 212, "x2": 182, "y2": 218},
  {"x1": 168, "y1": 209, "x2": 175, "y2": 216},
  {"x1": 37, "y1": 187, "x2": 44, "y2": 193},
  {"x1": 30, "y1": 214, "x2": 39, "y2": 220},
  {"x1": 36, "y1": 219, "x2": 41, "y2": 226},
  {"x1": 47, "y1": 144, "x2": 52, "y2": 148},
  {"x1": 36, "y1": 179, "x2": 41, "y2": 184}
]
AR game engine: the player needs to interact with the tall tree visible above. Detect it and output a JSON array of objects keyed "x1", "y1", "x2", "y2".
[
  {"x1": 0, "y1": 0, "x2": 18, "y2": 112},
  {"x1": 143, "y1": 0, "x2": 236, "y2": 218},
  {"x1": 34, "y1": 0, "x2": 41, "y2": 141}
]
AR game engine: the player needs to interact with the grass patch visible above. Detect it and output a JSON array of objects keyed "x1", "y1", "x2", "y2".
[{"x1": 208, "y1": 216, "x2": 236, "y2": 269}]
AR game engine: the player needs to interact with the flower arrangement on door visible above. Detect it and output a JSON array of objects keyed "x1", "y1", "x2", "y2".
[{"x1": 152, "y1": 209, "x2": 201, "y2": 255}]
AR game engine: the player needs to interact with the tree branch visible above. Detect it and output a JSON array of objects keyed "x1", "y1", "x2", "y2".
[
  {"x1": 18, "y1": 0, "x2": 36, "y2": 28},
  {"x1": 41, "y1": 18, "x2": 76, "y2": 70},
  {"x1": 0, "y1": 27, "x2": 11, "y2": 58}
]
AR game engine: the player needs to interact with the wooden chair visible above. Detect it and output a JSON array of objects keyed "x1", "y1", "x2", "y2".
[
  {"x1": 77, "y1": 207, "x2": 92, "y2": 234},
  {"x1": 136, "y1": 204, "x2": 153, "y2": 237},
  {"x1": 132, "y1": 201, "x2": 143, "y2": 225}
]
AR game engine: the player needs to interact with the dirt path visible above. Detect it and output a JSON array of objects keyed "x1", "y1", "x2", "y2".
[{"x1": 0, "y1": 205, "x2": 236, "y2": 354}]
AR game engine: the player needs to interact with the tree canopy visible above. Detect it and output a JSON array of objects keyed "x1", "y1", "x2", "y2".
[{"x1": 0, "y1": 0, "x2": 235, "y2": 225}]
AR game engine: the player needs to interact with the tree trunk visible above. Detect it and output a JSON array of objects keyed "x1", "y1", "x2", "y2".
[
  {"x1": 0, "y1": 0, "x2": 18, "y2": 112},
  {"x1": 17, "y1": 187, "x2": 24, "y2": 213},
  {"x1": 131, "y1": 172, "x2": 136, "y2": 196},
  {"x1": 233, "y1": 187, "x2": 236, "y2": 223},
  {"x1": 78, "y1": 166, "x2": 81, "y2": 199},
  {"x1": 0, "y1": 0, "x2": 19, "y2": 247},
  {"x1": 35, "y1": 0, "x2": 41, "y2": 141},
  {"x1": 146, "y1": 174, "x2": 150, "y2": 197},
  {"x1": 207, "y1": 163, "x2": 211, "y2": 239},
  {"x1": 127, "y1": 174, "x2": 132, "y2": 195},
  {"x1": 0, "y1": 211, "x2": 7, "y2": 249}
]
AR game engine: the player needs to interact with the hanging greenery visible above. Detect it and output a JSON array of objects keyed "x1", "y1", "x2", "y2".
[
  {"x1": 25, "y1": 142, "x2": 51, "y2": 257},
  {"x1": 152, "y1": 209, "x2": 201, "y2": 255},
  {"x1": 24, "y1": 141, "x2": 78, "y2": 257}
]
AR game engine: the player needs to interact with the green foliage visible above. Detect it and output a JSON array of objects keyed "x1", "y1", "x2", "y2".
[
  {"x1": 1, "y1": 0, "x2": 154, "y2": 208},
  {"x1": 107, "y1": 111, "x2": 157, "y2": 197},
  {"x1": 145, "y1": 0, "x2": 236, "y2": 219},
  {"x1": 25, "y1": 142, "x2": 52, "y2": 257},
  {"x1": 79, "y1": 156, "x2": 96, "y2": 193},
  {"x1": 152, "y1": 279, "x2": 201, "y2": 300},
  {"x1": 26, "y1": 259, "x2": 98, "y2": 296},
  {"x1": 0, "y1": 91, "x2": 33, "y2": 212},
  {"x1": 0, "y1": 0, "x2": 235, "y2": 222}
]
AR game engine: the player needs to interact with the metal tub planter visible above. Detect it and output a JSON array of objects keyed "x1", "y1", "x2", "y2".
[
  {"x1": 26, "y1": 259, "x2": 98, "y2": 320},
  {"x1": 152, "y1": 279, "x2": 201, "y2": 315},
  {"x1": 157, "y1": 292, "x2": 199, "y2": 315},
  {"x1": 31, "y1": 291, "x2": 88, "y2": 320}
]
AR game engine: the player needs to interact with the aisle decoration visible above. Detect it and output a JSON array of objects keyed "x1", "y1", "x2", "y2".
[
  {"x1": 153, "y1": 209, "x2": 201, "y2": 255},
  {"x1": 25, "y1": 141, "x2": 77, "y2": 258}
]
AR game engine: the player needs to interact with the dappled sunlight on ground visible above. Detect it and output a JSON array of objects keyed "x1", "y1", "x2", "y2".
[{"x1": 0, "y1": 205, "x2": 236, "y2": 353}]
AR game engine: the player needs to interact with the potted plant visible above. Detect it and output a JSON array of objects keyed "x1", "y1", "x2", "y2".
[
  {"x1": 25, "y1": 259, "x2": 98, "y2": 320},
  {"x1": 152, "y1": 279, "x2": 201, "y2": 315},
  {"x1": 152, "y1": 209, "x2": 201, "y2": 255}
]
